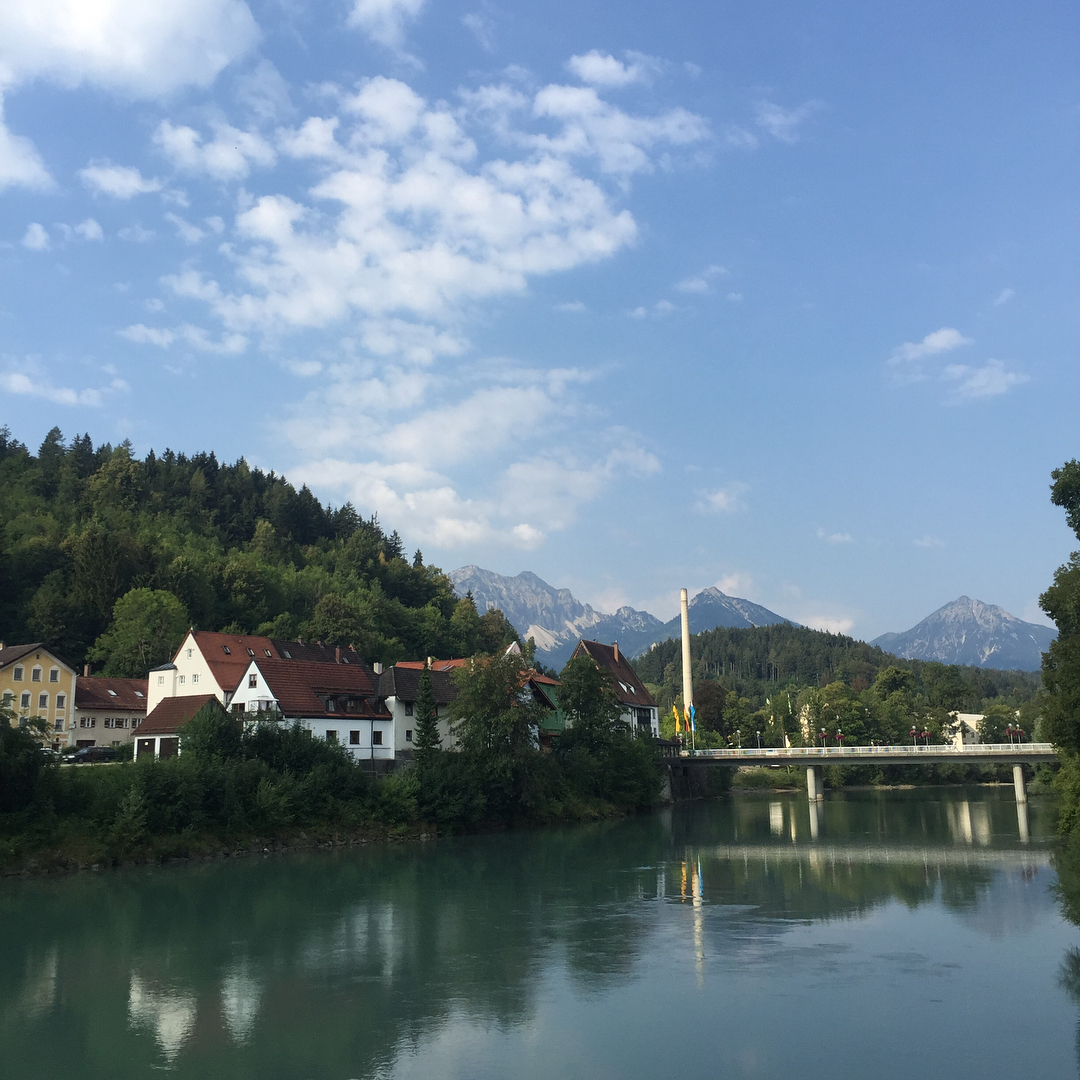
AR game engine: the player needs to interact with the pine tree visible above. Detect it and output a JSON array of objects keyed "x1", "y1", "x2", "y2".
[{"x1": 413, "y1": 665, "x2": 441, "y2": 758}]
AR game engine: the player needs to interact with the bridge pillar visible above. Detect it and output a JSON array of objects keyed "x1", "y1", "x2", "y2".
[
  {"x1": 1013, "y1": 764, "x2": 1027, "y2": 806},
  {"x1": 807, "y1": 764, "x2": 824, "y2": 802}
]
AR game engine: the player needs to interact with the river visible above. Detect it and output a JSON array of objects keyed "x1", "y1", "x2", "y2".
[{"x1": 1, "y1": 787, "x2": 1077, "y2": 1079}]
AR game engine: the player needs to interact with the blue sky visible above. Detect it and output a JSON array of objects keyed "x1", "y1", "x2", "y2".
[{"x1": 1, "y1": 0, "x2": 1077, "y2": 637}]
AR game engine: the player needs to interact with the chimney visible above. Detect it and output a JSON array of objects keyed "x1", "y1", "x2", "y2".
[
  {"x1": 426, "y1": 656, "x2": 433, "y2": 669},
  {"x1": 83, "y1": 664, "x2": 91, "y2": 677},
  {"x1": 613, "y1": 642, "x2": 619, "y2": 663},
  {"x1": 373, "y1": 661, "x2": 383, "y2": 675},
  {"x1": 335, "y1": 646, "x2": 342, "y2": 664}
]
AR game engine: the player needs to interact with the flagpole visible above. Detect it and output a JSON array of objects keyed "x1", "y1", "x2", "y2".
[{"x1": 680, "y1": 588, "x2": 695, "y2": 753}]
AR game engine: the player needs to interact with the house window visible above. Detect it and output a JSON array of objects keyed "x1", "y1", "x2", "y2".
[
  {"x1": 282, "y1": 649, "x2": 292, "y2": 659},
  {"x1": 191, "y1": 674, "x2": 199, "y2": 684},
  {"x1": 108, "y1": 689, "x2": 117, "y2": 697},
  {"x1": 326, "y1": 730, "x2": 338, "y2": 742},
  {"x1": 247, "y1": 649, "x2": 255, "y2": 657},
  {"x1": 56, "y1": 694, "x2": 65, "y2": 709},
  {"x1": 404, "y1": 702, "x2": 414, "y2": 716},
  {"x1": 405, "y1": 729, "x2": 413, "y2": 742},
  {"x1": 326, "y1": 698, "x2": 336, "y2": 712},
  {"x1": 31, "y1": 667, "x2": 42, "y2": 682},
  {"x1": 248, "y1": 674, "x2": 257, "y2": 688},
  {"x1": 349, "y1": 730, "x2": 360, "y2": 745},
  {"x1": 157, "y1": 676, "x2": 165, "y2": 685},
  {"x1": 1, "y1": 691, "x2": 12, "y2": 708},
  {"x1": 222, "y1": 646, "x2": 231, "y2": 654},
  {"x1": 135, "y1": 691, "x2": 144, "y2": 698},
  {"x1": 38, "y1": 693, "x2": 48, "y2": 709},
  {"x1": 372, "y1": 730, "x2": 383, "y2": 745},
  {"x1": 179, "y1": 675, "x2": 185, "y2": 684},
  {"x1": 264, "y1": 649, "x2": 272, "y2": 657},
  {"x1": 20, "y1": 692, "x2": 30, "y2": 709},
  {"x1": 13, "y1": 666, "x2": 23, "y2": 681},
  {"x1": 49, "y1": 668, "x2": 59, "y2": 683},
  {"x1": 103, "y1": 718, "x2": 112, "y2": 728},
  {"x1": 54, "y1": 719, "x2": 63, "y2": 732},
  {"x1": 232, "y1": 703, "x2": 245, "y2": 715}
]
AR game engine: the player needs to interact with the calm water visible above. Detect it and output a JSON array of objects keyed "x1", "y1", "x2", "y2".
[{"x1": 2, "y1": 788, "x2": 1078, "y2": 1080}]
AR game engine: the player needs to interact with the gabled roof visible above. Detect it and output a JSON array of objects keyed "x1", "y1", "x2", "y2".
[
  {"x1": 0, "y1": 643, "x2": 72, "y2": 672},
  {"x1": 571, "y1": 640, "x2": 656, "y2": 708},
  {"x1": 250, "y1": 658, "x2": 390, "y2": 720},
  {"x1": 378, "y1": 665, "x2": 459, "y2": 706},
  {"x1": 183, "y1": 631, "x2": 364, "y2": 693},
  {"x1": 75, "y1": 676, "x2": 148, "y2": 712},
  {"x1": 138, "y1": 694, "x2": 222, "y2": 737},
  {"x1": 393, "y1": 658, "x2": 469, "y2": 672}
]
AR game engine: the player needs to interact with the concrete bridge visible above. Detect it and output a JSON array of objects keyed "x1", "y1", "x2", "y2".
[{"x1": 666, "y1": 742, "x2": 1056, "y2": 805}]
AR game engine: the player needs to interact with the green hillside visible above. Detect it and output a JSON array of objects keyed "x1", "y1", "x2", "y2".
[{"x1": 0, "y1": 427, "x2": 518, "y2": 675}]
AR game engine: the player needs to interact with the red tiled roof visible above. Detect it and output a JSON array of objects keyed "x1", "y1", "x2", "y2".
[
  {"x1": 75, "y1": 676, "x2": 148, "y2": 712},
  {"x1": 253, "y1": 658, "x2": 390, "y2": 720},
  {"x1": 393, "y1": 658, "x2": 469, "y2": 672},
  {"x1": 138, "y1": 694, "x2": 222, "y2": 736},
  {"x1": 188, "y1": 631, "x2": 365, "y2": 693},
  {"x1": 572, "y1": 640, "x2": 656, "y2": 708}
]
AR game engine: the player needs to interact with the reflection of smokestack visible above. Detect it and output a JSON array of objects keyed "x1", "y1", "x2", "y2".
[{"x1": 680, "y1": 589, "x2": 693, "y2": 711}]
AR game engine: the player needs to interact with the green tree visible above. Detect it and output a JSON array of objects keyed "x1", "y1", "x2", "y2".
[
  {"x1": 558, "y1": 655, "x2": 625, "y2": 742},
  {"x1": 88, "y1": 588, "x2": 190, "y2": 677},
  {"x1": 0, "y1": 707, "x2": 51, "y2": 813},
  {"x1": 413, "y1": 665, "x2": 441, "y2": 759},
  {"x1": 178, "y1": 701, "x2": 241, "y2": 762}
]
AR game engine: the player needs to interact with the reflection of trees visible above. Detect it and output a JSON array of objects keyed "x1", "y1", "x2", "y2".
[{"x1": 0, "y1": 818, "x2": 673, "y2": 1080}]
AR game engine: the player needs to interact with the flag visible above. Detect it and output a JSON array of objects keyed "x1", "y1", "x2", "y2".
[
  {"x1": 672, "y1": 704, "x2": 681, "y2": 733},
  {"x1": 689, "y1": 704, "x2": 696, "y2": 733}
]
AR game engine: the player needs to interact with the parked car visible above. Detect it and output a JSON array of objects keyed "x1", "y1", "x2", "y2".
[{"x1": 67, "y1": 746, "x2": 118, "y2": 764}]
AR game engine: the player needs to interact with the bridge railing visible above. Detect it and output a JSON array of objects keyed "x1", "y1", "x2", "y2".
[{"x1": 687, "y1": 743, "x2": 1054, "y2": 759}]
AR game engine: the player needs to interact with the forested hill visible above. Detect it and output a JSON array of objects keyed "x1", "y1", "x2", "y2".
[
  {"x1": 0, "y1": 427, "x2": 518, "y2": 675},
  {"x1": 634, "y1": 622, "x2": 1040, "y2": 720}
]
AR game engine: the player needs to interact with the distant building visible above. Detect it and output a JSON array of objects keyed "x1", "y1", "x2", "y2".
[
  {"x1": 135, "y1": 694, "x2": 224, "y2": 761},
  {"x1": 568, "y1": 640, "x2": 659, "y2": 737},
  {"x1": 0, "y1": 642, "x2": 77, "y2": 750},
  {"x1": 228, "y1": 656, "x2": 393, "y2": 764},
  {"x1": 146, "y1": 630, "x2": 363, "y2": 713},
  {"x1": 377, "y1": 662, "x2": 460, "y2": 753},
  {"x1": 73, "y1": 674, "x2": 148, "y2": 748}
]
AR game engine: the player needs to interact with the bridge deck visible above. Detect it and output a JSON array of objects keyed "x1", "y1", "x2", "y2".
[{"x1": 669, "y1": 742, "x2": 1056, "y2": 766}]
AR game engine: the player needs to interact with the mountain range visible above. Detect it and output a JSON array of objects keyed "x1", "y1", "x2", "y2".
[
  {"x1": 870, "y1": 596, "x2": 1055, "y2": 671},
  {"x1": 449, "y1": 566, "x2": 794, "y2": 668}
]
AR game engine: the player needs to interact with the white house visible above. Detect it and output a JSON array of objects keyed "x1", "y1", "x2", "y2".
[
  {"x1": 376, "y1": 661, "x2": 461, "y2": 754},
  {"x1": 569, "y1": 640, "x2": 660, "y2": 737},
  {"x1": 228, "y1": 656, "x2": 394, "y2": 764}
]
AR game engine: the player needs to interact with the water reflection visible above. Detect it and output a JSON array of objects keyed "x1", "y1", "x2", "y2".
[{"x1": 0, "y1": 787, "x2": 1070, "y2": 1080}]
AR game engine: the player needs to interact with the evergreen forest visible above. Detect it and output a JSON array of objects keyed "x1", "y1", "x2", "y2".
[{"x1": 0, "y1": 427, "x2": 519, "y2": 674}]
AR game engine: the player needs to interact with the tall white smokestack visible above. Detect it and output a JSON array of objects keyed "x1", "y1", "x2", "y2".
[{"x1": 680, "y1": 588, "x2": 693, "y2": 714}]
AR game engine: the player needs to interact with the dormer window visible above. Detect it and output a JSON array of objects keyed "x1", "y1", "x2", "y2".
[
  {"x1": 247, "y1": 649, "x2": 255, "y2": 657},
  {"x1": 264, "y1": 649, "x2": 272, "y2": 657},
  {"x1": 282, "y1": 649, "x2": 292, "y2": 659},
  {"x1": 222, "y1": 646, "x2": 231, "y2": 655},
  {"x1": 325, "y1": 698, "x2": 336, "y2": 712}
]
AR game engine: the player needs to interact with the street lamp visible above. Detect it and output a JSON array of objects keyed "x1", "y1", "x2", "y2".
[
  {"x1": 756, "y1": 729, "x2": 762, "y2": 749},
  {"x1": 736, "y1": 728, "x2": 742, "y2": 749},
  {"x1": 819, "y1": 727, "x2": 826, "y2": 748},
  {"x1": 910, "y1": 727, "x2": 917, "y2": 746}
]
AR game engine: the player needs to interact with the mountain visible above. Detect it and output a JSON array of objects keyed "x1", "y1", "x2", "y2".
[
  {"x1": 448, "y1": 566, "x2": 794, "y2": 669},
  {"x1": 871, "y1": 596, "x2": 1055, "y2": 671}
]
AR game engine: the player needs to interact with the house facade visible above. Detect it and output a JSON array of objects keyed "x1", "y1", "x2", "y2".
[
  {"x1": 146, "y1": 630, "x2": 363, "y2": 713},
  {"x1": 377, "y1": 662, "x2": 460, "y2": 754},
  {"x1": 0, "y1": 642, "x2": 78, "y2": 750},
  {"x1": 229, "y1": 656, "x2": 394, "y2": 763},
  {"x1": 569, "y1": 640, "x2": 660, "y2": 737},
  {"x1": 73, "y1": 675, "x2": 148, "y2": 748}
]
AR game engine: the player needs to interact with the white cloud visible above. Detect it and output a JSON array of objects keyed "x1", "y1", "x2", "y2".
[
  {"x1": 556, "y1": 300, "x2": 587, "y2": 313},
  {"x1": 716, "y1": 573, "x2": 753, "y2": 595},
  {"x1": 565, "y1": 50, "x2": 660, "y2": 88},
  {"x1": 347, "y1": 0, "x2": 426, "y2": 50},
  {"x1": 74, "y1": 218, "x2": 103, "y2": 241},
  {"x1": 675, "y1": 264, "x2": 728, "y2": 293},
  {"x1": 154, "y1": 120, "x2": 275, "y2": 180},
  {"x1": 0, "y1": 0, "x2": 258, "y2": 98},
  {"x1": 725, "y1": 291, "x2": 743, "y2": 303},
  {"x1": 697, "y1": 484, "x2": 747, "y2": 514},
  {"x1": 0, "y1": 360, "x2": 127, "y2": 406},
  {"x1": 22, "y1": 222, "x2": 49, "y2": 250},
  {"x1": 79, "y1": 161, "x2": 161, "y2": 198},
  {"x1": 0, "y1": 95, "x2": 52, "y2": 190},
  {"x1": 118, "y1": 224, "x2": 155, "y2": 242},
  {"x1": 994, "y1": 287, "x2": 1015, "y2": 306},
  {"x1": 119, "y1": 322, "x2": 247, "y2": 353},
  {"x1": 234, "y1": 59, "x2": 292, "y2": 123},
  {"x1": 164, "y1": 212, "x2": 206, "y2": 243},
  {"x1": 817, "y1": 528, "x2": 852, "y2": 544},
  {"x1": 799, "y1": 614, "x2": 854, "y2": 635},
  {"x1": 913, "y1": 535, "x2": 945, "y2": 548},
  {"x1": 889, "y1": 326, "x2": 971, "y2": 365},
  {"x1": 941, "y1": 359, "x2": 1028, "y2": 401},
  {"x1": 755, "y1": 100, "x2": 821, "y2": 143},
  {"x1": 462, "y1": 8, "x2": 497, "y2": 52}
]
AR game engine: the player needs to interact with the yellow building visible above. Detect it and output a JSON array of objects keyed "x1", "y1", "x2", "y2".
[{"x1": 0, "y1": 642, "x2": 78, "y2": 750}]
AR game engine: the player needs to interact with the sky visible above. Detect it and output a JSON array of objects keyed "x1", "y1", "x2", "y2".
[{"x1": 0, "y1": 0, "x2": 1077, "y2": 638}]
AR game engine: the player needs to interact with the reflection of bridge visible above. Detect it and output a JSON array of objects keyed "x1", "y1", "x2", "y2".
[
  {"x1": 699, "y1": 843, "x2": 1050, "y2": 870},
  {"x1": 668, "y1": 743, "x2": 1056, "y2": 806}
]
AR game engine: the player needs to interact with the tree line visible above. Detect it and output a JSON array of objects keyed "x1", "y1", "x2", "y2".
[{"x1": 0, "y1": 426, "x2": 520, "y2": 674}]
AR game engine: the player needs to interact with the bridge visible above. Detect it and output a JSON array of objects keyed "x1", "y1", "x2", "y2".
[{"x1": 665, "y1": 742, "x2": 1056, "y2": 805}]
